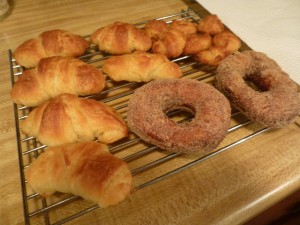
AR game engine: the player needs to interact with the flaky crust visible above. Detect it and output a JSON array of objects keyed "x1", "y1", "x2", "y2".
[
  {"x1": 183, "y1": 33, "x2": 212, "y2": 55},
  {"x1": 213, "y1": 31, "x2": 241, "y2": 54},
  {"x1": 102, "y1": 51, "x2": 182, "y2": 82},
  {"x1": 169, "y1": 19, "x2": 197, "y2": 37},
  {"x1": 13, "y1": 29, "x2": 89, "y2": 68},
  {"x1": 197, "y1": 14, "x2": 225, "y2": 35},
  {"x1": 193, "y1": 46, "x2": 227, "y2": 66},
  {"x1": 21, "y1": 93, "x2": 128, "y2": 146},
  {"x1": 10, "y1": 56, "x2": 105, "y2": 107},
  {"x1": 26, "y1": 141, "x2": 132, "y2": 207},
  {"x1": 144, "y1": 20, "x2": 168, "y2": 40},
  {"x1": 152, "y1": 28, "x2": 186, "y2": 58},
  {"x1": 90, "y1": 22, "x2": 152, "y2": 54}
]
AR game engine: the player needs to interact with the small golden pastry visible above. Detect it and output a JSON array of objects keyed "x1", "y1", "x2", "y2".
[
  {"x1": 194, "y1": 46, "x2": 227, "y2": 66},
  {"x1": 213, "y1": 31, "x2": 241, "y2": 54},
  {"x1": 197, "y1": 14, "x2": 225, "y2": 36},
  {"x1": 26, "y1": 141, "x2": 132, "y2": 208},
  {"x1": 10, "y1": 56, "x2": 105, "y2": 107},
  {"x1": 103, "y1": 51, "x2": 182, "y2": 82},
  {"x1": 144, "y1": 20, "x2": 168, "y2": 40},
  {"x1": 13, "y1": 29, "x2": 89, "y2": 68},
  {"x1": 90, "y1": 22, "x2": 152, "y2": 54},
  {"x1": 21, "y1": 93, "x2": 128, "y2": 146},
  {"x1": 169, "y1": 19, "x2": 197, "y2": 37},
  {"x1": 152, "y1": 28, "x2": 186, "y2": 58},
  {"x1": 183, "y1": 33, "x2": 212, "y2": 55}
]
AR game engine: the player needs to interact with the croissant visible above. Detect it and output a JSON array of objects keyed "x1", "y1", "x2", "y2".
[
  {"x1": 152, "y1": 28, "x2": 186, "y2": 58},
  {"x1": 183, "y1": 33, "x2": 212, "y2": 55},
  {"x1": 21, "y1": 93, "x2": 128, "y2": 146},
  {"x1": 169, "y1": 19, "x2": 197, "y2": 37},
  {"x1": 26, "y1": 141, "x2": 132, "y2": 208},
  {"x1": 10, "y1": 56, "x2": 105, "y2": 107},
  {"x1": 197, "y1": 14, "x2": 225, "y2": 36},
  {"x1": 144, "y1": 20, "x2": 168, "y2": 40},
  {"x1": 90, "y1": 22, "x2": 152, "y2": 54},
  {"x1": 193, "y1": 46, "x2": 227, "y2": 66},
  {"x1": 102, "y1": 51, "x2": 182, "y2": 82},
  {"x1": 13, "y1": 29, "x2": 89, "y2": 68}
]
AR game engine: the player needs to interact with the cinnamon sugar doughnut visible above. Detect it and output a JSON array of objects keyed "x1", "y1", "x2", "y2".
[
  {"x1": 216, "y1": 50, "x2": 300, "y2": 128},
  {"x1": 127, "y1": 79, "x2": 231, "y2": 153}
]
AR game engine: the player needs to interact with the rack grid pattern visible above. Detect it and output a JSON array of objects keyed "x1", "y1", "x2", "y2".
[{"x1": 10, "y1": 7, "x2": 272, "y2": 225}]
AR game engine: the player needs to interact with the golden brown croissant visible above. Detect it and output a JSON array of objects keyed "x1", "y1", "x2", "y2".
[
  {"x1": 183, "y1": 33, "x2": 212, "y2": 55},
  {"x1": 169, "y1": 19, "x2": 197, "y2": 37},
  {"x1": 152, "y1": 28, "x2": 186, "y2": 58},
  {"x1": 102, "y1": 51, "x2": 182, "y2": 82},
  {"x1": 26, "y1": 141, "x2": 132, "y2": 208},
  {"x1": 197, "y1": 14, "x2": 225, "y2": 36},
  {"x1": 90, "y1": 22, "x2": 152, "y2": 54},
  {"x1": 10, "y1": 56, "x2": 105, "y2": 107},
  {"x1": 144, "y1": 20, "x2": 168, "y2": 40},
  {"x1": 21, "y1": 93, "x2": 128, "y2": 146},
  {"x1": 212, "y1": 31, "x2": 241, "y2": 54},
  {"x1": 193, "y1": 46, "x2": 227, "y2": 66},
  {"x1": 13, "y1": 29, "x2": 89, "y2": 68}
]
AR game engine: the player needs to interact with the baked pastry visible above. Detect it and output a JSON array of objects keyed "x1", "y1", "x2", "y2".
[
  {"x1": 183, "y1": 33, "x2": 212, "y2": 55},
  {"x1": 21, "y1": 93, "x2": 128, "y2": 146},
  {"x1": 102, "y1": 51, "x2": 182, "y2": 82},
  {"x1": 127, "y1": 79, "x2": 231, "y2": 153},
  {"x1": 194, "y1": 31, "x2": 241, "y2": 66},
  {"x1": 10, "y1": 56, "x2": 105, "y2": 107},
  {"x1": 90, "y1": 22, "x2": 152, "y2": 54},
  {"x1": 152, "y1": 28, "x2": 186, "y2": 58},
  {"x1": 194, "y1": 46, "x2": 227, "y2": 66},
  {"x1": 169, "y1": 19, "x2": 197, "y2": 37},
  {"x1": 197, "y1": 14, "x2": 225, "y2": 35},
  {"x1": 213, "y1": 31, "x2": 241, "y2": 54},
  {"x1": 26, "y1": 141, "x2": 132, "y2": 208},
  {"x1": 144, "y1": 20, "x2": 168, "y2": 40},
  {"x1": 13, "y1": 29, "x2": 89, "y2": 68}
]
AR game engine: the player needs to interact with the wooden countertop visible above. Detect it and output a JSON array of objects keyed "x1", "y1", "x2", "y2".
[{"x1": 1, "y1": 0, "x2": 300, "y2": 225}]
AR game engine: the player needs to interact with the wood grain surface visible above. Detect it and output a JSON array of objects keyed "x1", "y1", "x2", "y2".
[{"x1": 1, "y1": 0, "x2": 300, "y2": 225}]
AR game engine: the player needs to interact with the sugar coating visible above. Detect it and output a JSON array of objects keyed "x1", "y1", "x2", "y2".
[
  {"x1": 215, "y1": 50, "x2": 300, "y2": 128},
  {"x1": 127, "y1": 79, "x2": 231, "y2": 153}
]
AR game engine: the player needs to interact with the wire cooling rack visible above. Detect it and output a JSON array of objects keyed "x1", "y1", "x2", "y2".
[{"x1": 9, "y1": 6, "x2": 274, "y2": 225}]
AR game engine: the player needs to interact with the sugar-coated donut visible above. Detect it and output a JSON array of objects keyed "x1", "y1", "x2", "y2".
[
  {"x1": 127, "y1": 79, "x2": 231, "y2": 153},
  {"x1": 216, "y1": 50, "x2": 300, "y2": 128}
]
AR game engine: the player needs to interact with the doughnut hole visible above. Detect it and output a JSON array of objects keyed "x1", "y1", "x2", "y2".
[
  {"x1": 164, "y1": 103, "x2": 196, "y2": 125},
  {"x1": 243, "y1": 73, "x2": 269, "y2": 92}
]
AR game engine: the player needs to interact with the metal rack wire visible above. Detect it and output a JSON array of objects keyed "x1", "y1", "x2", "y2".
[{"x1": 10, "y1": 7, "x2": 272, "y2": 225}]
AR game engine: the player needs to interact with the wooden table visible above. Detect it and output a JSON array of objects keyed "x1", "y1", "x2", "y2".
[{"x1": 1, "y1": 0, "x2": 300, "y2": 224}]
